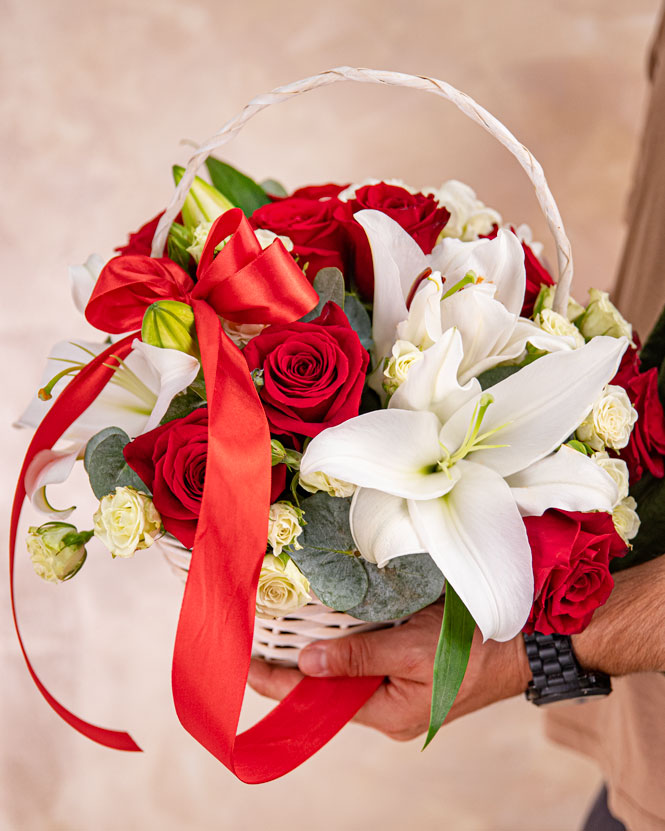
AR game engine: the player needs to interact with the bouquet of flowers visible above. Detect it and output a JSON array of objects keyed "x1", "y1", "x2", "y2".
[{"x1": 11, "y1": 67, "x2": 665, "y2": 783}]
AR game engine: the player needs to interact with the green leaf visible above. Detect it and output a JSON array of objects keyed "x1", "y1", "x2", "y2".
[
  {"x1": 83, "y1": 427, "x2": 148, "y2": 500},
  {"x1": 205, "y1": 157, "x2": 271, "y2": 217},
  {"x1": 423, "y1": 583, "x2": 475, "y2": 749},
  {"x1": 166, "y1": 222, "x2": 194, "y2": 272},
  {"x1": 612, "y1": 470, "x2": 665, "y2": 572},
  {"x1": 477, "y1": 364, "x2": 522, "y2": 390},
  {"x1": 260, "y1": 178, "x2": 288, "y2": 198},
  {"x1": 288, "y1": 492, "x2": 369, "y2": 611},
  {"x1": 344, "y1": 293, "x2": 374, "y2": 351},
  {"x1": 160, "y1": 389, "x2": 206, "y2": 424},
  {"x1": 347, "y1": 554, "x2": 444, "y2": 622},
  {"x1": 301, "y1": 268, "x2": 346, "y2": 322}
]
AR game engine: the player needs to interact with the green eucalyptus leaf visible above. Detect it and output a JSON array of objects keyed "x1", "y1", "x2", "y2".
[
  {"x1": 260, "y1": 178, "x2": 288, "y2": 198},
  {"x1": 347, "y1": 553, "x2": 445, "y2": 622},
  {"x1": 160, "y1": 390, "x2": 206, "y2": 425},
  {"x1": 423, "y1": 584, "x2": 475, "y2": 749},
  {"x1": 344, "y1": 293, "x2": 374, "y2": 351},
  {"x1": 205, "y1": 157, "x2": 271, "y2": 217},
  {"x1": 83, "y1": 427, "x2": 148, "y2": 500},
  {"x1": 288, "y1": 492, "x2": 368, "y2": 611},
  {"x1": 477, "y1": 364, "x2": 522, "y2": 390},
  {"x1": 301, "y1": 268, "x2": 346, "y2": 321}
]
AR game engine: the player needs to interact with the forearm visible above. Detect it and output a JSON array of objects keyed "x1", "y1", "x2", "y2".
[{"x1": 572, "y1": 555, "x2": 665, "y2": 676}]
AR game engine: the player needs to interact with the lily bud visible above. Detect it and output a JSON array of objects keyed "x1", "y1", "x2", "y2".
[
  {"x1": 141, "y1": 300, "x2": 199, "y2": 359},
  {"x1": 172, "y1": 165, "x2": 234, "y2": 229},
  {"x1": 27, "y1": 522, "x2": 91, "y2": 583}
]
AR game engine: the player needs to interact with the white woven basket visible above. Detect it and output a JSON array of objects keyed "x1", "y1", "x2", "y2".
[{"x1": 154, "y1": 67, "x2": 574, "y2": 666}]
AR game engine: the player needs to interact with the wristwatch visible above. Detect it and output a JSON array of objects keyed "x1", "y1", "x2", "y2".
[{"x1": 522, "y1": 632, "x2": 612, "y2": 706}]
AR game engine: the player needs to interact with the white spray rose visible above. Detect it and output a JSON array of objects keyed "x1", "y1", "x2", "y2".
[
  {"x1": 576, "y1": 385, "x2": 638, "y2": 451},
  {"x1": 187, "y1": 222, "x2": 293, "y2": 263},
  {"x1": 434, "y1": 180, "x2": 502, "y2": 241},
  {"x1": 267, "y1": 501, "x2": 303, "y2": 556},
  {"x1": 578, "y1": 289, "x2": 633, "y2": 340},
  {"x1": 591, "y1": 451, "x2": 630, "y2": 505},
  {"x1": 383, "y1": 340, "x2": 424, "y2": 394},
  {"x1": 255, "y1": 553, "x2": 311, "y2": 619},
  {"x1": 299, "y1": 470, "x2": 357, "y2": 498},
  {"x1": 612, "y1": 496, "x2": 640, "y2": 544},
  {"x1": 533, "y1": 284, "x2": 585, "y2": 322},
  {"x1": 93, "y1": 487, "x2": 162, "y2": 558},
  {"x1": 26, "y1": 522, "x2": 90, "y2": 583},
  {"x1": 534, "y1": 309, "x2": 585, "y2": 348},
  {"x1": 253, "y1": 228, "x2": 294, "y2": 252}
]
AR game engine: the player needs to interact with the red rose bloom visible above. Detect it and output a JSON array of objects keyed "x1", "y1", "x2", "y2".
[
  {"x1": 523, "y1": 510, "x2": 626, "y2": 636},
  {"x1": 611, "y1": 344, "x2": 665, "y2": 483},
  {"x1": 123, "y1": 407, "x2": 209, "y2": 548},
  {"x1": 243, "y1": 302, "x2": 369, "y2": 438},
  {"x1": 251, "y1": 196, "x2": 353, "y2": 280},
  {"x1": 116, "y1": 213, "x2": 165, "y2": 256},
  {"x1": 290, "y1": 183, "x2": 348, "y2": 200},
  {"x1": 521, "y1": 241, "x2": 555, "y2": 317},
  {"x1": 341, "y1": 183, "x2": 450, "y2": 299}
]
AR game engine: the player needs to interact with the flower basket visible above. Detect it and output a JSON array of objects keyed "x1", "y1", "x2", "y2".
[{"x1": 12, "y1": 66, "x2": 659, "y2": 784}]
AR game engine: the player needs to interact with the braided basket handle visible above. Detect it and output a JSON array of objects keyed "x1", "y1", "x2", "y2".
[{"x1": 151, "y1": 66, "x2": 573, "y2": 314}]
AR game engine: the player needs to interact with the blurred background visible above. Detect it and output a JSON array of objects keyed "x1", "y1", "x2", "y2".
[{"x1": 1, "y1": 1, "x2": 661, "y2": 828}]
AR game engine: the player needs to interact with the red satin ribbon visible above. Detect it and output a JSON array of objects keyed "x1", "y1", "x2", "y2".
[{"x1": 11, "y1": 209, "x2": 383, "y2": 782}]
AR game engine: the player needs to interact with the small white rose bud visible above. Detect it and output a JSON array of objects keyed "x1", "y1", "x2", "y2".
[
  {"x1": 534, "y1": 308, "x2": 585, "y2": 348},
  {"x1": 383, "y1": 340, "x2": 423, "y2": 394},
  {"x1": 612, "y1": 496, "x2": 640, "y2": 544},
  {"x1": 186, "y1": 220, "x2": 214, "y2": 263},
  {"x1": 255, "y1": 553, "x2": 311, "y2": 619},
  {"x1": 591, "y1": 451, "x2": 630, "y2": 505},
  {"x1": 433, "y1": 180, "x2": 502, "y2": 241},
  {"x1": 299, "y1": 470, "x2": 357, "y2": 498},
  {"x1": 533, "y1": 284, "x2": 585, "y2": 322},
  {"x1": 267, "y1": 501, "x2": 304, "y2": 556},
  {"x1": 253, "y1": 228, "x2": 294, "y2": 252},
  {"x1": 27, "y1": 522, "x2": 91, "y2": 583},
  {"x1": 93, "y1": 487, "x2": 162, "y2": 558},
  {"x1": 578, "y1": 288, "x2": 632, "y2": 340},
  {"x1": 576, "y1": 385, "x2": 638, "y2": 451}
]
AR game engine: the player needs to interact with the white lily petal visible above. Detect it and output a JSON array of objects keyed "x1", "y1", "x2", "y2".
[
  {"x1": 354, "y1": 210, "x2": 428, "y2": 358},
  {"x1": 507, "y1": 319, "x2": 576, "y2": 355},
  {"x1": 350, "y1": 488, "x2": 425, "y2": 566},
  {"x1": 507, "y1": 445, "x2": 620, "y2": 516},
  {"x1": 430, "y1": 229, "x2": 526, "y2": 316},
  {"x1": 70, "y1": 253, "x2": 105, "y2": 315},
  {"x1": 439, "y1": 336, "x2": 629, "y2": 478},
  {"x1": 129, "y1": 341, "x2": 200, "y2": 434},
  {"x1": 396, "y1": 271, "x2": 443, "y2": 349},
  {"x1": 389, "y1": 328, "x2": 480, "y2": 423},
  {"x1": 24, "y1": 447, "x2": 82, "y2": 517},
  {"x1": 408, "y1": 460, "x2": 533, "y2": 642},
  {"x1": 300, "y1": 409, "x2": 460, "y2": 499}
]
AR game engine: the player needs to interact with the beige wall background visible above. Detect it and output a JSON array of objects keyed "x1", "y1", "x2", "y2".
[{"x1": 1, "y1": 1, "x2": 661, "y2": 829}]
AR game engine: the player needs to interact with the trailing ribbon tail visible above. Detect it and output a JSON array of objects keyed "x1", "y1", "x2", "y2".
[{"x1": 9, "y1": 334, "x2": 142, "y2": 752}]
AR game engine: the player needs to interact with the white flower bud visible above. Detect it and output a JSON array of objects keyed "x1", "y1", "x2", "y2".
[
  {"x1": 187, "y1": 222, "x2": 293, "y2": 264},
  {"x1": 299, "y1": 470, "x2": 357, "y2": 498},
  {"x1": 533, "y1": 284, "x2": 585, "y2": 322},
  {"x1": 433, "y1": 180, "x2": 502, "y2": 241},
  {"x1": 253, "y1": 228, "x2": 294, "y2": 252},
  {"x1": 578, "y1": 288, "x2": 632, "y2": 340},
  {"x1": 93, "y1": 487, "x2": 162, "y2": 558},
  {"x1": 267, "y1": 501, "x2": 303, "y2": 556},
  {"x1": 383, "y1": 340, "x2": 424, "y2": 394},
  {"x1": 591, "y1": 451, "x2": 630, "y2": 505},
  {"x1": 612, "y1": 496, "x2": 640, "y2": 544},
  {"x1": 255, "y1": 554, "x2": 311, "y2": 619},
  {"x1": 27, "y1": 522, "x2": 89, "y2": 583},
  {"x1": 576, "y1": 385, "x2": 638, "y2": 451},
  {"x1": 534, "y1": 309, "x2": 585, "y2": 348}
]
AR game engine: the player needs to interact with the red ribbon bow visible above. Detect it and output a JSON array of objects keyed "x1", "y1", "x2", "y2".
[{"x1": 11, "y1": 209, "x2": 382, "y2": 782}]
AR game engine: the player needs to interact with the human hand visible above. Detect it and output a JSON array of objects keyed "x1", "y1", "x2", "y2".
[{"x1": 248, "y1": 601, "x2": 532, "y2": 741}]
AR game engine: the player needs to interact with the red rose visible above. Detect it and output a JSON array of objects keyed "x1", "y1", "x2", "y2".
[
  {"x1": 290, "y1": 183, "x2": 348, "y2": 200},
  {"x1": 242, "y1": 302, "x2": 369, "y2": 437},
  {"x1": 116, "y1": 213, "x2": 164, "y2": 257},
  {"x1": 609, "y1": 343, "x2": 665, "y2": 483},
  {"x1": 523, "y1": 510, "x2": 626, "y2": 636},
  {"x1": 123, "y1": 407, "x2": 209, "y2": 548},
  {"x1": 521, "y1": 240, "x2": 555, "y2": 317},
  {"x1": 341, "y1": 183, "x2": 450, "y2": 299},
  {"x1": 251, "y1": 196, "x2": 353, "y2": 280}
]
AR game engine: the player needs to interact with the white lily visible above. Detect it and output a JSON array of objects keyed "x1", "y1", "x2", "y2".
[
  {"x1": 300, "y1": 333, "x2": 627, "y2": 642},
  {"x1": 17, "y1": 338, "x2": 200, "y2": 515},
  {"x1": 70, "y1": 254, "x2": 105, "y2": 315},
  {"x1": 356, "y1": 210, "x2": 575, "y2": 391}
]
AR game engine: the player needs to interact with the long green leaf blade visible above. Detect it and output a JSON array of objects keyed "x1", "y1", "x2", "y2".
[
  {"x1": 205, "y1": 157, "x2": 270, "y2": 217},
  {"x1": 423, "y1": 583, "x2": 475, "y2": 749}
]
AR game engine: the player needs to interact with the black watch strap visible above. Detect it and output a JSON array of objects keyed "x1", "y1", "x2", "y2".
[{"x1": 523, "y1": 632, "x2": 612, "y2": 706}]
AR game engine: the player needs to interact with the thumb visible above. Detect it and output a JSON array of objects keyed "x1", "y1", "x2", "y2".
[{"x1": 298, "y1": 623, "x2": 415, "y2": 679}]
